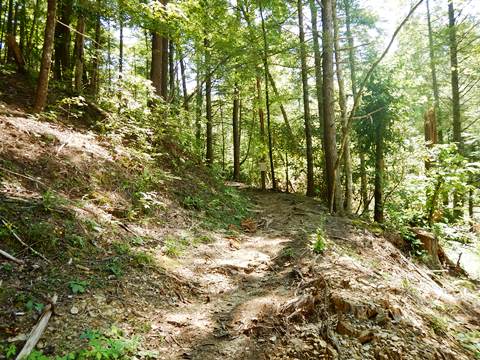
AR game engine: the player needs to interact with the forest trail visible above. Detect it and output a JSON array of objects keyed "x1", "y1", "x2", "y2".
[{"x1": 151, "y1": 190, "x2": 480, "y2": 360}]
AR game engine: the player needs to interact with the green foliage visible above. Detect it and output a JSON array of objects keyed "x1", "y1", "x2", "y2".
[
  {"x1": 22, "y1": 327, "x2": 139, "y2": 359},
  {"x1": 311, "y1": 216, "x2": 327, "y2": 254},
  {"x1": 68, "y1": 279, "x2": 88, "y2": 295},
  {"x1": 457, "y1": 330, "x2": 480, "y2": 358},
  {"x1": 42, "y1": 190, "x2": 67, "y2": 212}
]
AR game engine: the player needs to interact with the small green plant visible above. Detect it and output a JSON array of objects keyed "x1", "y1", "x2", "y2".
[
  {"x1": 281, "y1": 247, "x2": 295, "y2": 259},
  {"x1": 69, "y1": 279, "x2": 88, "y2": 294},
  {"x1": 131, "y1": 251, "x2": 154, "y2": 267},
  {"x1": 428, "y1": 314, "x2": 448, "y2": 335},
  {"x1": 163, "y1": 235, "x2": 188, "y2": 257},
  {"x1": 182, "y1": 195, "x2": 204, "y2": 210},
  {"x1": 457, "y1": 330, "x2": 480, "y2": 358},
  {"x1": 25, "y1": 299, "x2": 44, "y2": 313},
  {"x1": 42, "y1": 190, "x2": 66, "y2": 212},
  {"x1": 106, "y1": 259, "x2": 124, "y2": 277},
  {"x1": 113, "y1": 241, "x2": 131, "y2": 255},
  {"x1": 311, "y1": 226, "x2": 327, "y2": 254},
  {"x1": 1, "y1": 343, "x2": 17, "y2": 359}
]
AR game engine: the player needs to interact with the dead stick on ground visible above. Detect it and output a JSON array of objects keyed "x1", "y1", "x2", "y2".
[
  {"x1": 16, "y1": 294, "x2": 58, "y2": 360},
  {"x1": 0, "y1": 248, "x2": 24, "y2": 264},
  {"x1": 0, "y1": 166, "x2": 47, "y2": 188},
  {"x1": 1, "y1": 219, "x2": 50, "y2": 263}
]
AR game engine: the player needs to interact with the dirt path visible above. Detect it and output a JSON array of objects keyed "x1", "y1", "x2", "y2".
[{"x1": 153, "y1": 190, "x2": 325, "y2": 359}]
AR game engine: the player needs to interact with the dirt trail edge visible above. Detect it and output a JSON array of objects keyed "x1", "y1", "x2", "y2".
[{"x1": 154, "y1": 191, "x2": 479, "y2": 360}]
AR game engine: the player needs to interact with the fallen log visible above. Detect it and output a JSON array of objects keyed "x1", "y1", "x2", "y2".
[
  {"x1": 0, "y1": 248, "x2": 24, "y2": 265},
  {"x1": 16, "y1": 294, "x2": 57, "y2": 360}
]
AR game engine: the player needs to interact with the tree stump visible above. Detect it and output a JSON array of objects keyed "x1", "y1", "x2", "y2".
[{"x1": 412, "y1": 228, "x2": 441, "y2": 269}]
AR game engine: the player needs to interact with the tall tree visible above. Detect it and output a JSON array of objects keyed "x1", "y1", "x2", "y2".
[
  {"x1": 232, "y1": 84, "x2": 240, "y2": 181},
  {"x1": 205, "y1": 37, "x2": 213, "y2": 166},
  {"x1": 33, "y1": 0, "x2": 56, "y2": 113},
  {"x1": 298, "y1": 0, "x2": 314, "y2": 197},
  {"x1": 333, "y1": 0, "x2": 352, "y2": 213},
  {"x1": 53, "y1": 0, "x2": 73, "y2": 81},
  {"x1": 322, "y1": 0, "x2": 341, "y2": 210}
]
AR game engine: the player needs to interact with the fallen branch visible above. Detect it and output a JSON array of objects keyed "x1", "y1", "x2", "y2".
[
  {"x1": 0, "y1": 166, "x2": 47, "y2": 188},
  {"x1": 1, "y1": 218, "x2": 50, "y2": 263},
  {"x1": 16, "y1": 294, "x2": 58, "y2": 360},
  {"x1": 0, "y1": 248, "x2": 24, "y2": 264}
]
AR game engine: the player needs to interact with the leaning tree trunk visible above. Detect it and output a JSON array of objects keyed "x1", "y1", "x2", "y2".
[
  {"x1": 322, "y1": 0, "x2": 341, "y2": 211},
  {"x1": 260, "y1": 2, "x2": 276, "y2": 190},
  {"x1": 298, "y1": 0, "x2": 314, "y2": 197},
  {"x1": 333, "y1": 0, "x2": 352, "y2": 214},
  {"x1": 33, "y1": 0, "x2": 56, "y2": 113}
]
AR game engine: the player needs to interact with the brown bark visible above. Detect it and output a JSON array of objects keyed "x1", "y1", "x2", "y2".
[
  {"x1": 6, "y1": 33, "x2": 25, "y2": 72},
  {"x1": 374, "y1": 117, "x2": 384, "y2": 223},
  {"x1": 322, "y1": 0, "x2": 341, "y2": 210},
  {"x1": 33, "y1": 0, "x2": 56, "y2": 113},
  {"x1": 260, "y1": 2, "x2": 276, "y2": 190},
  {"x1": 151, "y1": 32, "x2": 163, "y2": 96},
  {"x1": 73, "y1": 14, "x2": 85, "y2": 93},
  {"x1": 333, "y1": 0, "x2": 352, "y2": 213},
  {"x1": 232, "y1": 84, "x2": 240, "y2": 181},
  {"x1": 5, "y1": 0, "x2": 13, "y2": 61},
  {"x1": 91, "y1": 1, "x2": 101, "y2": 96},
  {"x1": 256, "y1": 76, "x2": 266, "y2": 191},
  {"x1": 53, "y1": 0, "x2": 72, "y2": 81},
  {"x1": 205, "y1": 37, "x2": 213, "y2": 166},
  {"x1": 298, "y1": 0, "x2": 314, "y2": 197},
  {"x1": 309, "y1": 0, "x2": 323, "y2": 141}
]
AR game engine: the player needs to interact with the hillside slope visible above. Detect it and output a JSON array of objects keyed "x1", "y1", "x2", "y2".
[{"x1": 0, "y1": 107, "x2": 479, "y2": 359}]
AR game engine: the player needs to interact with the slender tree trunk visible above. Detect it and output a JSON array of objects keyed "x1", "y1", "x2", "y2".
[
  {"x1": 426, "y1": 0, "x2": 441, "y2": 143},
  {"x1": 205, "y1": 37, "x2": 213, "y2": 166},
  {"x1": 26, "y1": 0, "x2": 40, "y2": 63},
  {"x1": 73, "y1": 13, "x2": 85, "y2": 94},
  {"x1": 221, "y1": 103, "x2": 225, "y2": 171},
  {"x1": 107, "y1": 20, "x2": 112, "y2": 91},
  {"x1": 374, "y1": 118, "x2": 385, "y2": 223},
  {"x1": 333, "y1": 0, "x2": 352, "y2": 214},
  {"x1": 260, "y1": 2, "x2": 276, "y2": 190},
  {"x1": 267, "y1": 70, "x2": 293, "y2": 139},
  {"x1": 33, "y1": 0, "x2": 56, "y2": 113},
  {"x1": 345, "y1": 0, "x2": 367, "y2": 212},
  {"x1": 256, "y1": 76, "x2": 267, "y2": 191},
  {"x1": 195, "y1": 62, "x2": 203, "y2": 147},
  {"x1": 232, "y1": 84, "x2": 241, "y2": 181},
  {"x1": 309, "y1": 0, "x2": 323, "y2": 139},
  {"x1": 322, "y1": 0, "x2": 341, "y2": 211},
  {"x1": 448, "y1": 0, "x2": 463, "y2": 218},
  {"x1": 0, "y1": 0, "x2": 5, "y2": 61},
  {"x1": 91, "y1": 1, "x2": 101, "y2": 96},
  {"x1": 18, "y1": 0, "x2": 25, "y2": 54},
  {"x1": 119, "y1": 14, "x2": 123, "y2": 74},
  {"x1": 169, "y1": 40, "x2": 175, "y2": 102},
  {"x1": 298, "y1": 0, "x2": 314, "y2": 197},
  {"x1": 5, "y1": 0, "x2": 13, "y2": 61},
  {"x1": 179, "y1": 51, "x2": 188, "y2": 110}
]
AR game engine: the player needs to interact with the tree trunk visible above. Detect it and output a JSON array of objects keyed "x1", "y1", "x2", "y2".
[
  {"x1": 232, "y1": 84, "x2": 240, "y2": 181},
  {"x1": 169, "y1": 40, "x2": 175, "y2": 102},
  {"x1": 53, "y1": 0, "x2": 72, "y2": 81},
  {"x1": 33, "y1": 0, "x2": 56, "y2": 113},
  {"x1": 426, "y1": 0, "x2": 441, "y2": 143},
  {"x1": 119, "y1": 13, "x2": 123, "y2": 74},
  {"x1": 151, "y1": 32, "x2": 163, "y2": 96},
  {"x1": 333, "y1": 0, "x2": 352, "y2": 214},
  {"x1": 256, "y1": 76, "x2": 267, "y2": 191},
  {"x1": 26, "y1": 0, "x2": 40, "y2": 64},
  {"x1": 374, "y1": 118, "x2": 384, "y2": 223},
  {"x1": 309, "y1": 0, "x2": 323, "y2": 142},
  {"x1": 91, "y1": 1, "x2": 101, "y2": 96},
  {"x1": 260, "y1": 2, "x2": 276, "y2": 191},
  {"x1": 73, "y1": 13, "x2": 85, "y2": 94},
  {"x1": 322, "y1": 0, "x2": 341, "y2": 211},
  {"x1": 161, "y1": 37, "x2": 169, "y2": 100},
  {"x1": 298, "y1": 0, "x2": 314, "y2": 197},
  {"x1": 345, "y1": 0, "x2": 367, "y2": 212},
  {"x1": 18, "y1": 0, "x2": 25, "y2": 54},
  {"x1": 205, "y1": 37, "x2": 213, "y2": 166},
  {"x1": 179, "y1": 51, "x2": 188, "y2": 110},
  {"x1": 5, "y1": 0, "x2": 13, "y2": 62},
  {"x1": 448, "y1": 0, "x2": 463, "y2": 218},
  {"x1": 195, "y1": 62, "x2": 203, "y2": 147},
  {"x1": 267, "y1": 70, "x2": 293, "y2": 139}
]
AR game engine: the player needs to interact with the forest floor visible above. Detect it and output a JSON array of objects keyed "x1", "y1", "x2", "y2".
[{"x1": 0, "y1": 99, "x2": 479, "y2": 359}]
